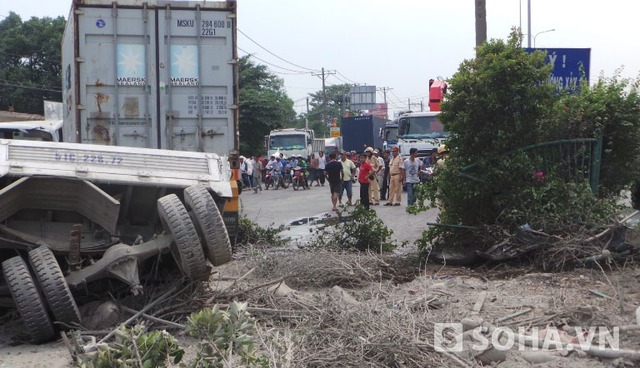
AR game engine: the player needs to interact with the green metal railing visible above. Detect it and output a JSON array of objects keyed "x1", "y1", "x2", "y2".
[{"x1": 458, "y1": 137, "x2": 603, "y2": 194}]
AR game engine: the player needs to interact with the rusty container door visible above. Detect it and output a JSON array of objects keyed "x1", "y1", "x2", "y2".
[
  {"x1": 75, "y1": 4, "x2": 157, "y2": 148},
  {"x1": 157, "y1": 6, "x2": 236, "y2": 153}
]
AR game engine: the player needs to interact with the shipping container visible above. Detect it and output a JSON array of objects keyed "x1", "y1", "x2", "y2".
[
  {"x1": 340, "y1": 115, "x2": 387, "y2": 153},
  {"x1": 62, "y1": 0, "x2": 238, "y2": 155}
]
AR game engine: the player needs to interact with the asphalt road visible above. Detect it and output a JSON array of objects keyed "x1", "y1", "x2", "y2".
[{"x1": 239, "y1": 180, "x2": 439, "y2": 245}]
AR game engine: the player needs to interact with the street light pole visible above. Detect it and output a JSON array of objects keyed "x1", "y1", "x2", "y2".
[
  {"x1": 527, "y1": 0, "x2": 531, "y2": 48},
  {"x1": 533, "y1": 28, "x2": 555, "y2": 47}
]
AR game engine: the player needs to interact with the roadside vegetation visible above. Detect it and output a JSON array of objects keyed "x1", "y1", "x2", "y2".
[{"x1": 410, "y1": 30, "x2": 640, "y2": 268}]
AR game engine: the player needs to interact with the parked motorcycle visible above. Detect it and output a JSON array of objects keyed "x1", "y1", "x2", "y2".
[
  {"x1": 291, "y1": 166, "x2": 309, "y2": 191},
  {"x1": 264, "y1": 171, "x2": 273, "y2": 189}
]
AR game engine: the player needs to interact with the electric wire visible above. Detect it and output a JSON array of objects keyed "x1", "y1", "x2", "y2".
[
  {"x1": 238, "y1": 47, "x2": 309, "y2": 74},
  {"x1": 238, "y1": 28, "x2": 320, "y2": 72}
]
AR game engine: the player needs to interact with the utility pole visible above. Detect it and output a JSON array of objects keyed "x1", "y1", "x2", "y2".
[
  {"x1": 378, "y1": 87, "x2": 392, "y2": 119},
  {"x1": 475, "y1": 0, "x2": 487, "y2": 47},
  {"x1": 311, "y1": 67, "x2": 335, "y2": 130},
  {"x1": 305, "y1": 97, "x2": 309, "y2": 131},
  {"x1": 527, "y1": 0, "x2": 532, "y2": 48}
]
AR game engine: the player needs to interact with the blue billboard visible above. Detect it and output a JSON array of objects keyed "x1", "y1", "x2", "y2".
[{"x1": 526, "y1": 48, "x2": 591, "y2": 91}]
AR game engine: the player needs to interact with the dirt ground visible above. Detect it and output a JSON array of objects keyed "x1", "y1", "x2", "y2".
[
  {"x1": 2, "y1": 250, "x2": 639, "y2": 367},
  {"x1": 1, "y1": 186, "x2": 640, "y2": 367}
]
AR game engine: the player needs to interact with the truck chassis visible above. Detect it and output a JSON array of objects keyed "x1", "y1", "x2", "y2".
[{"x1": 0, "y1": 139, "x2": 233, "y2": 342}]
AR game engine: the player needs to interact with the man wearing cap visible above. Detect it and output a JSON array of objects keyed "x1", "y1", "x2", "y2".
[
  {"x1": 384, "y1": 146, "x2": 403, "y2": 206},
  {"x1": 403, "y1": 148, "x2": 423, "y2": 206}
]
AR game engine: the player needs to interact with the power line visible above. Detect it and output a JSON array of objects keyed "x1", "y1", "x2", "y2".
[
  {"x1": 0, "y1": 81, "x2": 61, "y2": 93},
  {"x1": 238, "y1": 47, "x2": 309, "y2": 74},
  {"x1": 336, "y1": 71, "x2": 358, "y2": 84},
  {"x1": 238, "y1": 28, "x2": 320, "y2": 73},
  {"x1": 331, "y1": 73, "x2": 352, "y2": 85}
]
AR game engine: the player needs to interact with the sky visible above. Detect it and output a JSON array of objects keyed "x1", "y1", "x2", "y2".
[{"x1": 5, "y1": 0, "x2": 640, "y2": 117}]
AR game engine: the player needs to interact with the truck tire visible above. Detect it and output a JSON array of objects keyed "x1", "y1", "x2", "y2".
[
  {"x1": 157, "y1": 194, "x2": 208, "y2": 281},
  {"x1": 2, "y1": 256, "x2": 55, "y2": 343},
  {"x1": 184, "y1": 185, "x2": 232, "y2": 266},
  {"x1": 28, "y1": 246, "x2": 82, "y2": 329}
]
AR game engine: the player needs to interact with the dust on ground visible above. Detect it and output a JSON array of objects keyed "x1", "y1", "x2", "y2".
[{"x1": 4, "y1": 248, "x2": 638, "y2": 367}]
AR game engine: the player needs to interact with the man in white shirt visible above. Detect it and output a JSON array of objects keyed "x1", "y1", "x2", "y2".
[
  {"x1": 317, "y1": 151, "x2": 327, "y2": 186},
  {"x1": 402, "y1": 148, "x2": 423, "y2": 206}
]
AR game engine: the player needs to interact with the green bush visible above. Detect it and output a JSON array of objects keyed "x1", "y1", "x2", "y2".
[
  {"x1": 186, "y1": 302, "x2": 269, "y2": 368},
  {"x1": 236, "y1": 215, "x2": 285, "y2": 247},
  {"x1": 411, "y1": 30, "x2": 635, "y2": 252},
  {"x1": 313, "y1": 205, "x2": 396, "y2": 252},
  {"x1": 78, "y1": 325, "x2": 184, "y2": 368}
]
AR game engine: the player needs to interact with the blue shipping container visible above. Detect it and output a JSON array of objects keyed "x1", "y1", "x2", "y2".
[{"x1": 340, "y1": 116, "x2": 387, "y2": 153}]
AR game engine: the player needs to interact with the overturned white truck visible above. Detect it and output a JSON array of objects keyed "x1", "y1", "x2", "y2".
[{"x1": 0, "y1": 139, "x2": 234, "y2": 342}]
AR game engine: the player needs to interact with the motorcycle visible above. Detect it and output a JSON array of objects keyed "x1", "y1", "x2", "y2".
[
  {"x1": 270, "y1": 170, "x2": 288, "y2": 190},
  {"x1": 264, "y1": 171, "x2": 273, "y2": 189},
  {"x1": 291, "y1": 166, "x2": 309, "y2": 191}
]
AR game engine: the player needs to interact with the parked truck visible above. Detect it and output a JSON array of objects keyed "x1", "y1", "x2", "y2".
[
  {"x1": 381, "y1": 122, "x2": 398, "y2": 151},
  {"x1": 324, "y1": 137, "x2": 342, "y2": 155},
  {"x1": 340, "y1": 115, "x2": 388, "y2": 153},
  {"x1": 396, "y1": 78, "x2": 448, "y2": 159},
  {"x1": 267, "y1": 128, "x2": 323, "y2": 158},
  {"x1": 0, "y1": 0, "x2": 239, "y2": 343},
  {"x1": 396, "y1": 111, "x2": 445, "y2": 159}
]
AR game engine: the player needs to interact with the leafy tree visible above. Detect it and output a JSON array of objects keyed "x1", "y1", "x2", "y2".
[
  {"x1": 238, "y1": 55, "x2": 296, "y2": 156},
  {"x1": 415, "y1": 30, "x2": 621, "y2": 251},
  {"x1": 0, "y1": 12, "x2": 65, "y2": 114},
  {"x1": 294, "y1": 83, "x2": 351, "y2": 138}
]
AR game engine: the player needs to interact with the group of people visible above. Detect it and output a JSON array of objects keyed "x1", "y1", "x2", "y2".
[
  {"x1": 323, "y1": 145, "x2": 449, "y2": 211},
  {"x1": 239, "y1": 145, "x2": 450, "y2": 212},
  {"x1": 238, "y1": 151, "x2": 329, "y2": 193}
]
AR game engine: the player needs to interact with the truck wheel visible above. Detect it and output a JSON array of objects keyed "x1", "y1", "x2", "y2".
[
  {"x1": 28, "y1": 246, "x2": 82, "y2": 329},
  {"x1": 157, "y1": 194, "x2": 208, "y2": 281},
  {"x1": 2, "y1": 256, "x2": 55, "y2": 343},
  {"x1": 184, "y1": 185, "x2": 232, "y2": 266}
]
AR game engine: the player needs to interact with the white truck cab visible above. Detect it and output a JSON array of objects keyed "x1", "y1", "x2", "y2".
[{"x1": 396, "y1": 111, "x2": 446, "y2": 159}]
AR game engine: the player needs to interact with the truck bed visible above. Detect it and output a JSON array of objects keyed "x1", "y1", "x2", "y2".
[{"x1": 0, "y1": 139, "x2": 232, "y2": 198}]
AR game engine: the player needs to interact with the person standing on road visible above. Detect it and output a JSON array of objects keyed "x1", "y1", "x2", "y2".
[
  {"x1": 385, "y1": 146, "x2": 403, "y2": 206},
  {"x1": 317, "y1": 151, "x2": 326, "y2": 186},
  {"x1": 403, "y1": 148, "x2": 423, "y2": 206},
  {"x1": 365, "y1": 147, "x2": 381, "y2": 205},
  {"x1": 239, "y1": 156, "x2": 251, "y2": 189},
  {"x1": 253, "y1": 155, "x2": 264, "y2": 193},
  {"x1": 358, "y1": 153, "x2": 373, "y2": 210},
  {"x1": 339, "y1": 151, "x2": 357, "y2": 206},
  {"x1": 308, "y1": 153, "x2": 319, "y2": 186},
  {"x1": 380, "y1": 150, "x2": 390, "y2": 200},
  {"x1": 324, "y1": 153, "x2": 343, "y2": 211}
]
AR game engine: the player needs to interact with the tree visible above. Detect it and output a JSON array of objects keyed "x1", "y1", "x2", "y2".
[
  {"x1": 238, "y1": 56, "x2": 296, "y2": 156},
  {"x1": 294, "y1": 84, "x2": 351, "y2": 138},
  {"x1": 416, "y1": 30, "x2": 619, "y2": 251},
  {"x1": 0, "y1": 12, "x2": 65, "y2": 114}
]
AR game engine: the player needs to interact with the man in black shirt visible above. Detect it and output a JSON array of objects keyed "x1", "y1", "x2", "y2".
[{"x1": 324, "y1": 153, "x2": 343, "y2": 211}]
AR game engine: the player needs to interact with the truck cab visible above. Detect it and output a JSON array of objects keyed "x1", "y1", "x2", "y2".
[
  {"x1": 267, "y1": 128, "x2": 317, "y2": 158},
  {"x1": 396, "y1": 111, "x2": 445, "y2": 159},
  {"x1": 381, "y1": 122, "x2": 398, "y2": 151}
]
